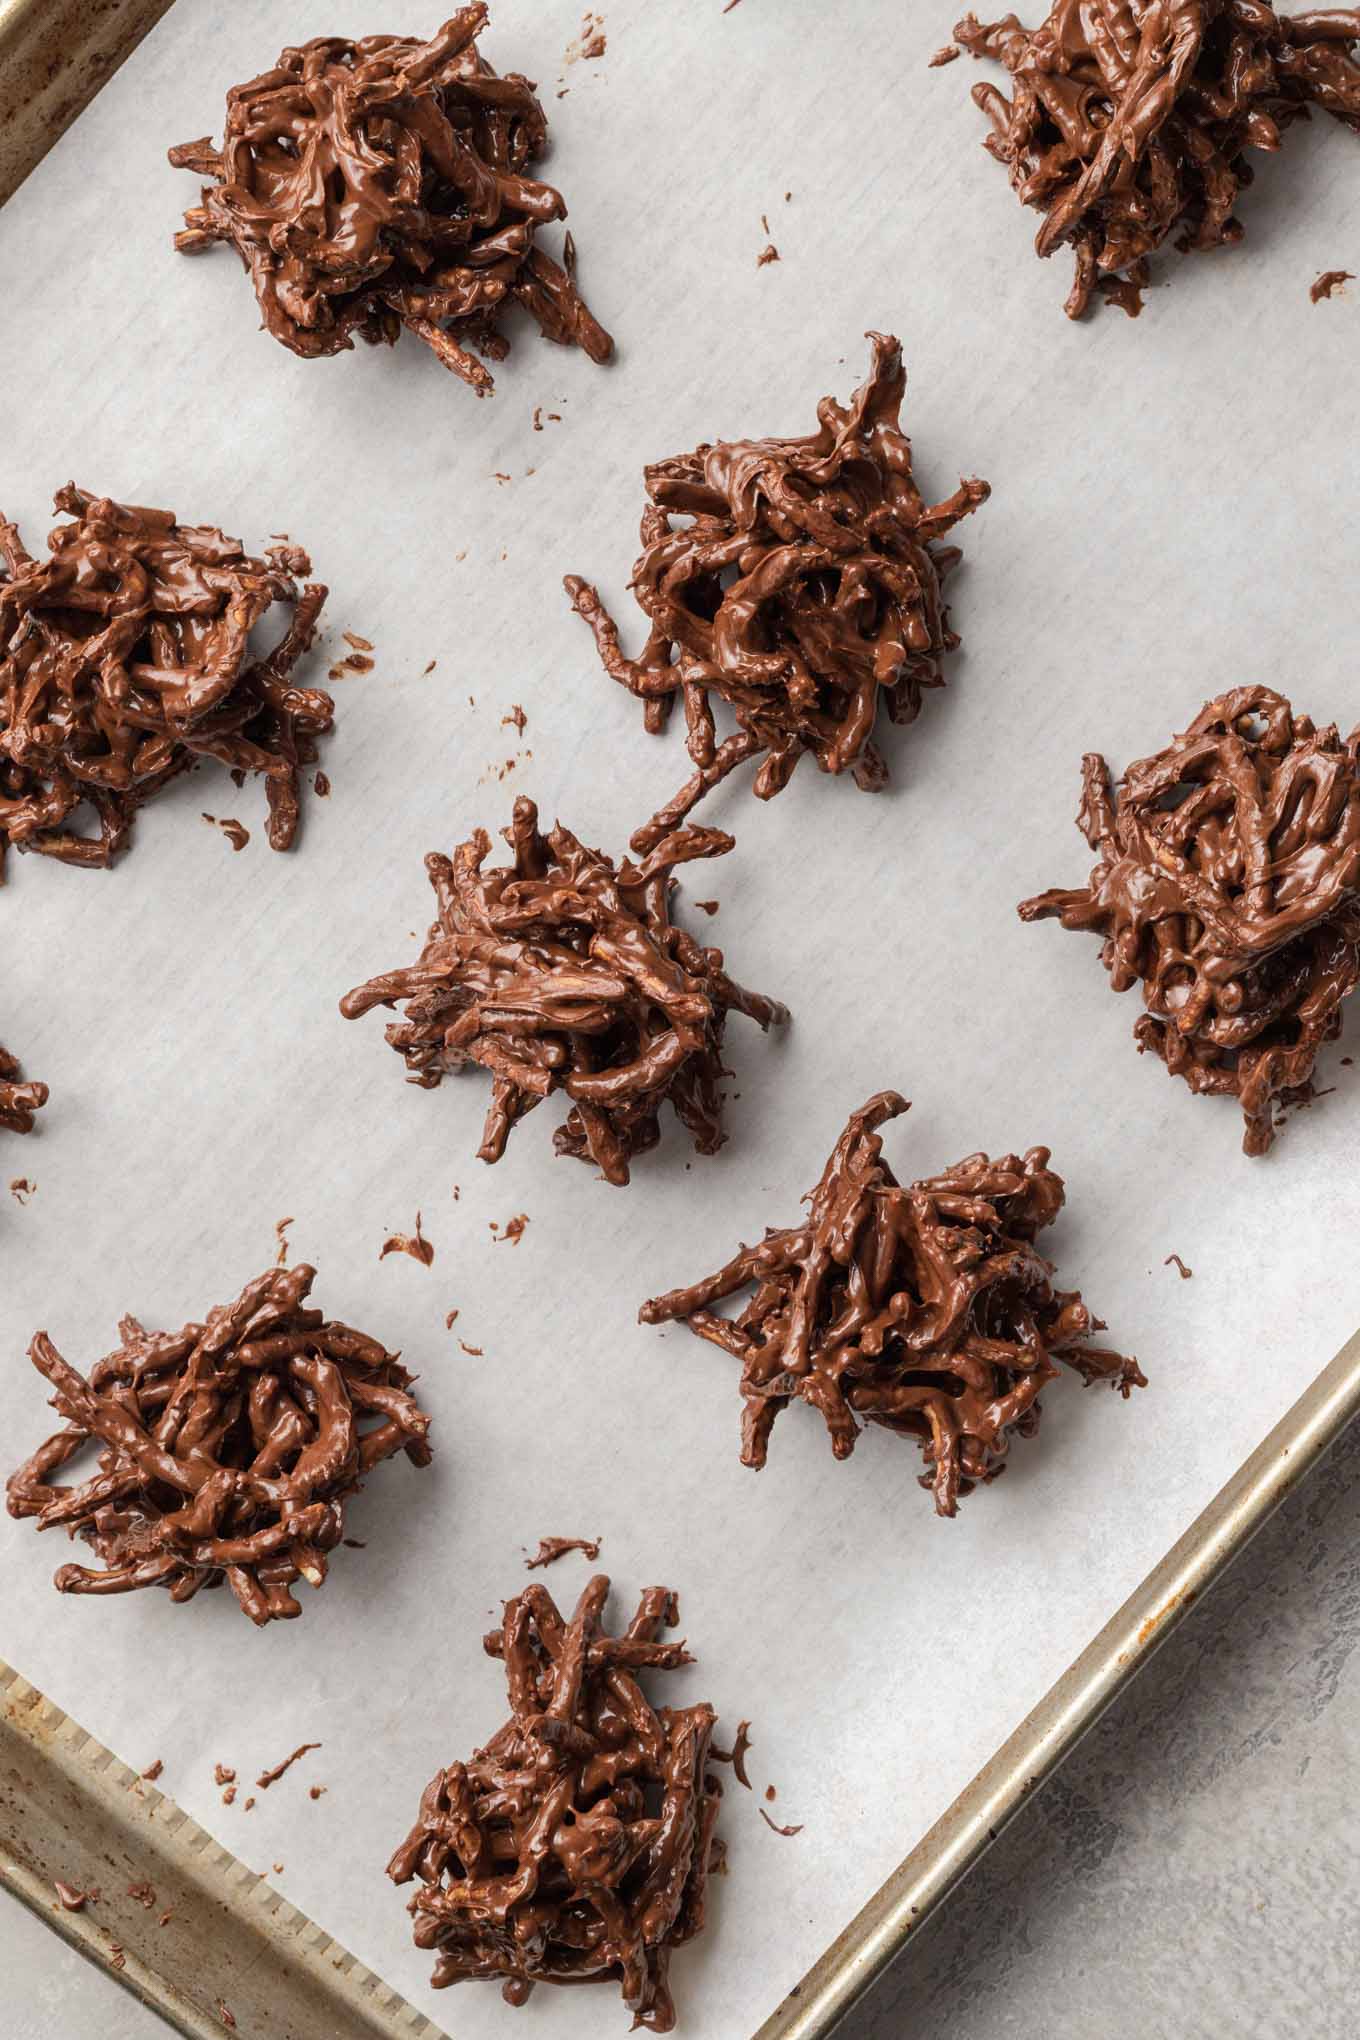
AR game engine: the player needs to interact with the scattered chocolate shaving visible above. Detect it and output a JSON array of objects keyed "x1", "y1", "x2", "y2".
[
  {"x1": 109, "y1": 1944, "x2": 126, "y2": 1971},
  {"x1": 1311, "y1": 268, "x2": 1355, "y2": 301},
  {"x1": 341, "y1": 795, "x2": 787, "y2": 1184},
  {"x1": 1165, "y1": 1253, "x2": 1194, "y2": 1280},
  {"x1": 1019, "y1": 688, "x2": 1360, "y2": 1155},
  {"x1": 524, "y1": 1534, "x2": 601, "y2": 1568},
  {"x1": 158, "y1": 1910, "x2": 174, "y2": 1927},
  {"x1": 565, "y1": 333, "x2": 988, "y2": 852},
  {"x1": 0, "y1": 489, "x2": 329, "y2": 875},
  {"x1": 380, "y1": 1214, "x2": 435, "y2": 1266},
  {"x1": 222, "y1": 1785, "x2": 236, "y2": 1805},
  {"x1": 445, "y1": 1309, "x2": 461, "y2": 1329},
  {"x1": 956, "y1": 5, "x2": 1360, "y2": 320},
  {"x1": 54, "y1": 1881, "x2": 96, "y2": 1911},
  {"x1": 170, "y1": 9, "x2": 613, "y2": 392},
  {"x1": 566, "y1": 11, "x2": 607, "y2": 62},
  {"x1": 713, "y1": 1719, "x2": 753, "y2": 1789},
  {"x1": 213, "y1": 1763, "x2": 236, "y2": 1787},
  {"x1": 5, "y1": 1264, "x2": 432, "y2": 1624},
  {"x1": 0, "y1": 1043, "x2": 47, "y2": 1134},
  {"x1": 313, "y1": 770, "x2": 330, "y2": 797},
  {"x1": 642, "y1": 1092, "x2": 1142, "y2": 1514},
  {"x1": 127, "y1": 1881, "x2": 156, "y2": 1908},
  {"x1": 343, "y1": 632, "x2": 374, "y2": 654},
  {"x1": 309, "y1": 1784, "x2": 327, "y2": 1800},
  {"x1": 217, "y1": 2003, "x2": 237, "y2": 2031},
  {"x1": 244, "y1": 1797, "x2": 256, "y2": 1811},
  {"x1": 757, "y1": 242, "x2": 780, "y2": 266},
  {"x1": 502, "y1": 704, "x2": 527, "y2": 733},
  {"x1": 389, "y1": 1574, "x2": 726, "y2": 2028},
  {"x1": 758, "y1": 1809, "x2": 802, "y2": 1837},
  {"x1": 491, "y1": 1212, "x2": 529, "y2": 1245},
  {"x1": 930, "y1": 43, "x2": 960, "y2": 66},
  {"x1": 256, "y1": 1741, "x2": 322, "y2": 1791},
  {"x1": 141, "y1": 1759, "x2": 163, "y2": 1782},
  {"x1": 764, "y1": 1784, "x2": 776, "y2": 1802},
  {"x1": 202, "y1": 814, "x2": 250, "y2": 852},
  {"x1": 275, "y1": 1216, "x2": 294, "y2": 1266},
  {"x1": 424, "y1": 659, "x2": 438, "y2": 675},
  {"x1": 459, "y1": 1340, "x2": 484, "y2": 1357},
  {"x1": 693, "y1": 899, "x2": 718, "y2": 916},
  {"x1": 9, "y1": 1177, "x2": 35, "y2": 1203}
]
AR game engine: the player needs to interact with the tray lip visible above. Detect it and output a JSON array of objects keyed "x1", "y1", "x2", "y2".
[{"x1": 3, "y1": 6, "x2": 1360, "y2": 2040}]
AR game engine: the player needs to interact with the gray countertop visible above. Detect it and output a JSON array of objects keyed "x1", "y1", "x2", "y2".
[{"x1": 6, "y1": 1411, "x2": 1360, "y2": 2039}]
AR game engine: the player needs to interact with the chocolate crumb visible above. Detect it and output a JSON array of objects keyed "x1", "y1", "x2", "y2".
[
  {"x1": 343, "y1": 631, "x2": 374, "y2": 654},
  {"x1": 127, "y1": 1881, "x2": 156, "y2": 1909},
  {"x1": 693, "y1": 900, "x2": 719, "y2": 916},
  {"x1": 274, "y1": 1216, "x2": 293, "y2": 1266},
  {"x1": 256, "y1": 1742, "x2": 322, "y2": 1791},
  {"x1": 1165, "y1": 1253, "x2": 1194, "y2": 1281},
  {"x1": 309, "y1": 1785, "x2": 327, "y2": 1800},
  {"x1": 713, "y1": 1719, "x2": 753, "y2": 1788},
  {"x1": 929, "y1": 43, "x2": 960, "y2": 66},
  {"x1": 1311, "y1": 269, "x2": 1355, "y2": 302},
  {"x1": 217, "y1": 2002, "x2": 236, "y2": 2030},
  {"x1": 213, "y1": 1764, "x2": 236, "y2": 1787},
  {"x1": 491, "y1": 1212, "x2": 530, "y2": 1246},
  {"x1": 765, "y1": 1783, "x2": 776, "y2": 1801},
  {"x1": 313, "y1": 770, "x2": 330, "y2": 797},
  {"x1": 54, "y1": 1881, "x2": 96, "y2": 1912},
  {"x1": 141, "y1": 1760, "x2": 163, "y2": 1782},
  {"x1": 445, "y1": 1308, "x2": 461, "y2": 1330},
  {"x1": 380, "y1": 1214, "x2": 434, "y2": 1266},
  {"x1": 203, "y1": 814, "x2": 250, "y2": 852},
  {"x1": 423, "y1": 658, "x2": 438, "y2": 674},
  {"x1": 0, "y1": 1042, "x2": 47, "y2": 1135},
  {"x1": 9, "y1": 1177, "x2": 34, "y2": 1203},
  {"x1": 243, "y1": 1797, "x2": 256, "y2": 1812},
  {"x1": 222, "y1": 1785, "x2": 236, "y2": 1805},
  {"x1": 459, "y1": 1341, "x2": 484, "y2": 1357},
  {"x1": 110, "y1": 1945, "x2": 126, "y2": 1971},
  {"x1": 158, "y1": 1911, "x2": 174, "y2": 1928},
  {"x1": 502, "y1": 704, "x2": 528, "y2": 733},
  {"x1": 759, "y1": 1809, "x2": 803, "y2": 1837},
  {"x1": 757, "y1": 243, "x2": 780, "y2": 266},
  {"x1": 525, "y1": 1535, "x2": 602, "y2": 1568}
]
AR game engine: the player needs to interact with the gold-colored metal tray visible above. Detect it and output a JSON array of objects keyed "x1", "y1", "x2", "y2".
[{"x1": 4, "y1": 6, "x2": 1359, "y2": 2038}]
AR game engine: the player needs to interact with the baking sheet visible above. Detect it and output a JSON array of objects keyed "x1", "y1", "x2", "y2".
[{"x1": 2, "y1": 3, "x2": 1359, "y2": 2036}]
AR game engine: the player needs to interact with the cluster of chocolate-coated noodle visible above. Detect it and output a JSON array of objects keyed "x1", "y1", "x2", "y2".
[
  {"x1": 1020, "y1": 687, "x2": 1360, "y2": 1154},
  {"x1": 5, "y1": 1265, "x2": 431, "y2": 1625},
  {"x1": 169, "y1": 6, "x2": 612, "y2": 392},
  {"x1": 0, "y1": 1042, "x2": 47, "y2": 1134},
  {"x1": 565, "y1": 332, "x2": 989, "y2": 854},
  {"x1": 642, "y1": 1092, "x2": 1142, "y2": 1515},
  {"x1": 956, "y1": 3, "x2": 1360, "y2": 318},
  {"x1": 340, "y1": 795, "x2": 787, "y2": 1185},
  {"x1": 388, "y1": 1573, "x2": 724, "y2": 2031},
  {"x1": 0, "y1": 488, "x2": 330, "y2": 876}
]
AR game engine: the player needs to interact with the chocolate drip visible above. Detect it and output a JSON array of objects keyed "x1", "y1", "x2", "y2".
[
  {"x1": 641, "y1": 1092, "x2": 1141, "y2": 1515},
  {"x1": 0, "y1": 488, "x2": 329, "y2": 878},
  {"x1": 169, "y1": 6, "x2": 612, "y2": 391},
  {"x1": 0, "y1": 1043, "x2": 47, "y2": 1134},
  {"x1": 6, "y1": 1265, "x2": 431, "y2": 1625},
  {"x1": 565, "y1": 332, "x2": 988, "y2": 854},
  {"x1": 957, "y1": 3, "x2": 1360, "y2": 317},
  {"x1": 1020, "y1": 687, "x2": 1360, "y2": 1154},
  {"x1": 388, "y1": 1574, "x2": 726, "y2": 2031},
  {"x1": 340, "y1": 795, "x2": 787, "y2": 1185}
]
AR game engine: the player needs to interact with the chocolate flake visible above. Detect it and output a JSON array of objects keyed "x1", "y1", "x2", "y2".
[
  {"x1": 217, "y1": 2003, "x2": 237, "y2": 2031},
  {"x1": 343, "y1": 631, "x2": 374, "y2": 654},
  {"x1": 309, "y1": 1784, "x2": 327, "y2": 1800},
  {"x1": 713, "y1": 1718, "x2": 753, "y2": 1789},
  {"x1": 9, "y1": 1177, "x2": 35, "y2": 1203},
  {"x1": 389, "y1": 1574, "x2": 726, "y2": 2028},
  {"x1": 54, "y1": 1881, "x2": 96, "y2": 1912},
  {"x1": 642, "y1": 1092, "x2": 1142, "y2": 1515},
  {"x1": 693, "y1": 899, "x2": 718, "y2": 916},
  {"x1": 1165, "y1": 1254, "x2": 1194, "y2": 1280},
  {"x1": 213, "y1": 1763, "x2": 236, "y2": 1787},
  {"x1": 757, "y1": 242, "x2": 780, "y2": 266},
  {"x1": 929, "y1": 43, "x2": 960, "y2": 66},
  {"x1": 1311, "y1": 268, "x2": 1355, "y2": 302},
  {"x1": 275, "y1": 1216, "x2": 294, "y2": 1266},
  {"x1": 222, "y1": 1785, "x2": 237, "y2": 1806},
  {"x1": 758, "y1": 1809, "x2": 802, "y2": 1837},
  {"x1": 1, "y1": 490, "x2": 329, "y2": 874},
  {"x1": 141, "y1": 1759, "x2": 164, "y2": 1782},
  {"x1": 256, "y1": 1741, "x2": 322, "y2": 1791},
  {"x1": 565, "y1": 333, "x2": 988, "y2": 853},
  {"x1": 566, "y1": 11, "x2": 607, "y2": 62},
  {"x1": 459, "y1": 1340, "x2": 484, "y2": 1357},
  {"x1": 491, "y1": 1212, "x2": 530, "y2": 1246},
  {"x1": 1019, "y1": 688, "x2": 1360, "y2": 1155},
  {"x1": 445, "y1": 1309, "x2": 461, "y2": 1330},
  {"x1": 170, "y1": 10, "x2": 613, "y2": 392},
  {"x1": 502, "y1": 704, "x2": 528, "y2": 733},
  {"x1": 380, "y1": 1214, "x2": 435, "y2": 1266},
  {"x1": 957, "y1": 5, "x2": 1360, "y2": 319},
  {"x1": 313, "y1": 770, "x2": 331, "y2": 797},
  {"x1": 341, "y1": 795, "x2": 787, "y2": 1184},
  {"x1": 202, "y1": 814, "x2": 251, "y2": 853},
  {"x1": 0, "y1": 1044, "x2": 47, "y2": 1134},
  {"x1": 5, "y1": 1265, "x2": 432, "y2": 1624},
  {"x1": 127, "y1": 1881, "x2": 156, "y2": 1909},
  {"x1": 524, "y1": 1534, "x2": 601, "y2": 1568}
]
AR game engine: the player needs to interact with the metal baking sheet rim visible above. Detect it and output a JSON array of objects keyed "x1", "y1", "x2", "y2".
[{"x1": 2, "y1": 4, "x2": 1359, "y2": 2037}]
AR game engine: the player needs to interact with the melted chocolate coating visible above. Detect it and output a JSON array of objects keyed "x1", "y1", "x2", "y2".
[
  {"x1": 1020, "y1": 687, "x2": 1360, "y2": 1154},
  {"x1": 641, "y1": 1092, "x2": 1141, "y2": 1515},
  {"x1": 0, "y1": 488, "x2": 330, "y2": 878},
  {"x1": 957, "y1": 3, "x2": 1360, "y2": 318},
  {"x1": 5, "y1": 1264, "x2": 431, "y2": 1625},
  {"x1": 340, "y1": 795, "x2": 787, "y2": 1185},
  {"x1": 169, "y1": 7, "x2": 612, "y2": 393},
  {"x1": 0, "y1": 1042, "x2": 47, "y2": 1134},
  {"x1": 388, "y1": 1574, "x2": 725, "y2": 2031},
  {"x1": 564, "y1": 332, "x2": 988, "y2": 854}
]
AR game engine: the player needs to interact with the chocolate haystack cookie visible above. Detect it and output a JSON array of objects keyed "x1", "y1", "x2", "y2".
[
  {"x1": 169, "y1": 6, "x2": 612, "y2": 392},
  {"x1": 956, "y1": 4, "x2": 1360, "y2": 318},
  {"x1": 565, "y1": 332, "x2": 988, "y2": 854},
  {"x1": 388, "y1": 1573, "x2": 725, "y2": 2030},
  {"x1": 0, "y1": 488, "x2": 330, "y2": 878},
  {"x1": 1020, "y1": 687, "x2": 1360, "y2": 1154},
  {"x1": 0, "y1": 1043, "x2": 47, "y2": 1134},
  {"x1": 6, "y1": 1264, "x2": 431, "y2": 1625},
  {"x1": 641, "y1": 1092, "x2": 1141, "y2": 1515},
  {"x1": 341, "y1": 796, "x2": 787, "y2": 1185}
]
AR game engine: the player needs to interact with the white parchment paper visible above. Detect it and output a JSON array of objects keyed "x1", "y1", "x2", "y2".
[{"x1": 3, "y1": 3, "x2": 1359, "y2": 2034}]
